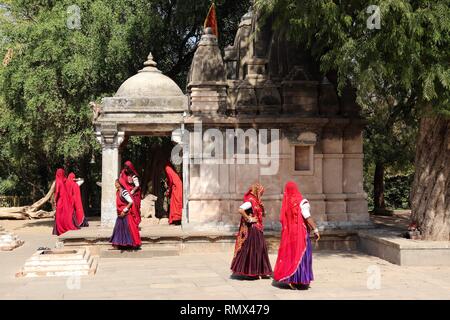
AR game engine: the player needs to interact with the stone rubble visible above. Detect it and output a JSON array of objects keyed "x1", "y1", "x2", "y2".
[{"x1": 0, "y1": 224, "x2": 24, "y2": 251}]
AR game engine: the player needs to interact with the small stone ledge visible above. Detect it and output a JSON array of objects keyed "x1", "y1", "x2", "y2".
[
  {"x1": 357, "y1": 229, "x2": 450, "y2": 266},
  {"x1": 0, "y1": 226, "x2": 24, "y2": 251}
]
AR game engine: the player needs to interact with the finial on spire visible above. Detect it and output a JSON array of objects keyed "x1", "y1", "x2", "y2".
[
  {"x1": 144, "y1": 52, "x2": 157, "y2": 67},
  {"x1": 139, "y1": 52, "x2": 161, "y2": 73}
]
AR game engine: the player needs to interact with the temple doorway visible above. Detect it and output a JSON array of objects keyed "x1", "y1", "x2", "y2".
[{"x1": 120, "y1": 135, "x2": 182, "y2": 220}]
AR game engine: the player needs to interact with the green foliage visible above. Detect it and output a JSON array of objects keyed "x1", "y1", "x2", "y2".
[
  {"x1": 364, "y1": 163, "x2": 414, "y2": 210},
  {"x1": 384, "y1": 174, "x2": 414, "y2": 209},
  {"x1": 256, "y1": 0, "x2": 450, "y2": 116},
  {"x1": 0, "y1": 0, "x2": 250, "y2": 200}
]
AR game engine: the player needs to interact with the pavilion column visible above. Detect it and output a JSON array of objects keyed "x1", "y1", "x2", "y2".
[
  {"x1": 96, "y1": 125, "x2": 125, "y2": 228},
  {"x1": 182, "y1": 122, "x2": 190, "y2": 224}
]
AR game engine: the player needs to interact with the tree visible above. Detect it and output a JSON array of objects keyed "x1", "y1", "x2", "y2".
[
  {"x1": 0, "y1": 0, "x2": 250, "y2": 211},
  {"x1": 256, "y1": 0, "x2": 450, "y2": 240},
  {"x1": 361, "y1": 90, "x2": 418, "y2": 214}
]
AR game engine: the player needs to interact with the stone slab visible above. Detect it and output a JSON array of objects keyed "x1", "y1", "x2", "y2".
[
  {"x1": 16, "y1": 248, "x2": 98, "y2": 278},
  {"x1": 0, "y1": 227, "x2": 24, "y2": 251},
  {"x1": 358, "y1": 229, "x2": 450, "y2": 266}
]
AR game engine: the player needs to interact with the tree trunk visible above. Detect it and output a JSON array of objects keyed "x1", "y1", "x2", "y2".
[
  {"x1": 373, "y1": 162, "x2": 386, "y2": 214},
  {"x1": 29, "y1": 181, "x2": 55, "y2": 212},
  {"x1": 0, "y1": 181, "x2": 56, "y2": 219},
  {"x1": 411, "y1": 114, "x2": 450, "y2": 240}
]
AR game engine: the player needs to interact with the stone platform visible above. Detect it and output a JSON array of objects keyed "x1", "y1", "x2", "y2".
[
  {"x1": 358, "y1": 229, "x2": 450, "y2": 266},
  {"x1": 16, "y1": 248, "x2": 98, "y2": 278},
  {"x1": 60, "y1": 218, "x2": 361, "y2": 256},
  {"x1": 58, "y1": 216, "x2": 450, "y2": 266},
  {"x1": 0, "y1": 224, "x2": 24, "y2": 251}
]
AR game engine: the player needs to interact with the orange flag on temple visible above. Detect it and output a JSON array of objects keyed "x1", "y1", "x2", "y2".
[{"x1": 204, "y1": 2, "x2": 218, "y2": 38}]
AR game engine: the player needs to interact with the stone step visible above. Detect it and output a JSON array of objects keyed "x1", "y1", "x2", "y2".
[
  {"x1": 19, "y1": 269, "x2": 92, "y2": 278},
  {"x1": 16, "y1": 248, "x2": 98, "y2": 278},
  {"x1": 24, "y1": 259, "x2": 92, "y2": 268},
  {"x1": 100, "y1": 246, "x2": 180, "y2": 259},
  {"x1": 0, "y1": 228, "x2": 24, "y2": 251},
  {"x1": 29, "y1": 249, "x2": 87, "y2": 261},
  {"x1": 0, "y1": 233, "x2": 20, "y2": 240}
]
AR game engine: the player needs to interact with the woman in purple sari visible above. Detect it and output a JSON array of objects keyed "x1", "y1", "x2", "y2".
[{"x1": 273, "y1": 181, "x2": 320, "y2": 289}]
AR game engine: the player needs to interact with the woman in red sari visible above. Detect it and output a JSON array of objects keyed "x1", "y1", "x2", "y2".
[
  {"x1": 273, "y1": 181, "x2": 320, "y2": 290},
  {"x1": 52, "y1": 168, "x2": 79, "y2": 236},
  {"x1": 66, "y1": 173, "x2": 89, "y2": 228},
  {"x1": 110, "y1": 179, "x2": 141, "y2": 249},
  {"x1": 231, "y1": 183, "x2": 272, "y2": 278},
  {"x1": 119, "y1": 160, "x2": 141, "y2": 226},
  {"x1": 164, "y1": 162, "x2": 182, "y2": 225}
]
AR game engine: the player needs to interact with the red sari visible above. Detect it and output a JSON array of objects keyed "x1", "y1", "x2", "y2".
[
  {"x1": 53, "y1": 169, "x2": 78, "y2": 236},
  {"x1": 66, "y1": 173, "x2": 88, "y2": 228},
  {"x1": 164, "y1": 163, "x2": 183, "y2": 224},
  {"x1": 119, "y1": 160, "x2": 141, "y2": 226},
  {"x1": 230, "y1": 184, "x2": 272, "y2": 277},
  {"x1": 273, "y1": 181, "x2": 308, "y2": 281},
  {"x1": 112, "y1": 188, "x2": 141, "y2": 247}
]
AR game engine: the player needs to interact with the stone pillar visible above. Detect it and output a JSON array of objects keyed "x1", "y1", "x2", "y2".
[
  {"x1": 182, "y1": 123, "x2": 190, "y2": 224},
  {"x1": 343, "y1": 123, "x2": 369, "y2": 223},
  {"x1": 322, "y1": 122, "x2": 347, "y2": 223},
  {"x1": 96, "y1": 125, "x2": 124, "y2": 227}
]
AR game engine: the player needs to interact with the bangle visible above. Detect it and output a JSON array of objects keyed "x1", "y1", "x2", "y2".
[{"x1": 123, "y1": 208, "x2": 129, "y2": 213}]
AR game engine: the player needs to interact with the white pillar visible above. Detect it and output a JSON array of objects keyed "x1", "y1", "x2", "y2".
[
  {"x1": 182, "y1": 123, "x2": 190, "y2": 224},
  {"x1": 97, "y1": 129, "x2": 124, "y2": 228}
]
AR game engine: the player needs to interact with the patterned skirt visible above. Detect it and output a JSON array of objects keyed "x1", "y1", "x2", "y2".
[{"x1": 231, "y1": 223, "x2": 273, "y2": 277}]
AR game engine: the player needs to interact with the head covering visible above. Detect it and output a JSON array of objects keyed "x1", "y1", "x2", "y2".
[
  {"x1": 164, "y1": 162, "x2": 183, "y2": 224},
  {"x1": 119, "y1": 161, "x2": 141, "y2": 226},
  {"x1": 273, "y1": 181, "x2": 308, "y2": 281},
  {"x1": 280, "y1": 181, "x2": 303, "y2": 226},
  {"x1": 53, "y1": 168, "x2": 78, "y2": 236},
  {"x1": 67, "y1": 172, "x2": 75, "y2": 181},
  {"x1": 65, "y1": 172, "x2": 86, "y2": 228},
  {"x1": 56, "y1": 168, "x2": 66, "y2": 182},
  {"x1": 243, "y1": 182, "x2": 265, "y2": 230},
  {"x1": 124, "y1": 160, "x2": 138, "y2": 176}
]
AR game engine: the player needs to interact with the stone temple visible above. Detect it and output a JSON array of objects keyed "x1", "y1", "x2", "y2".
[{"x1": 95, "y1": 7, "x2": 369, "y2": 231}]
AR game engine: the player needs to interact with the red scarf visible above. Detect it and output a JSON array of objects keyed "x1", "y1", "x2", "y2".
[
  {"x1": 164, "y1": 163, "x2": 183, "y2": 224},
  {"x1": 243, "y1": 188, "x2": 265, "y2": 231},
  {"x1": 116, "y1": 187, "x2": 141, "y2": 247},
  {"x1": 53, "y1": 169, "x2": 78, "y2": 236},
  {"x1": 66, "y1": 173, "x2": 85, "y2": 227},
  {"x1": 119, "y1": 160, "x2": 141, "y2": 225},
  {"x1": 273, "y1": 181, "x2": 307, "y2": 281},
  {"x1": 233, "y1": 184, "x2": 265, "y2": 258}
]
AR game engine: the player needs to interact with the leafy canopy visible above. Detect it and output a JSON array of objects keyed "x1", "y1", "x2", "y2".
[
  {"x1": 0, "y1": 0, "x2": 250, "y2": 197},
  {"x1": 256, "y1": 0, "x2": 450, "y2": 116}
]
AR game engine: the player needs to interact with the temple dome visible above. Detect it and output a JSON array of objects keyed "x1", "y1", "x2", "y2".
[{"x1": 115, "y1": 53, "x2": 183, "y2": 97}]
